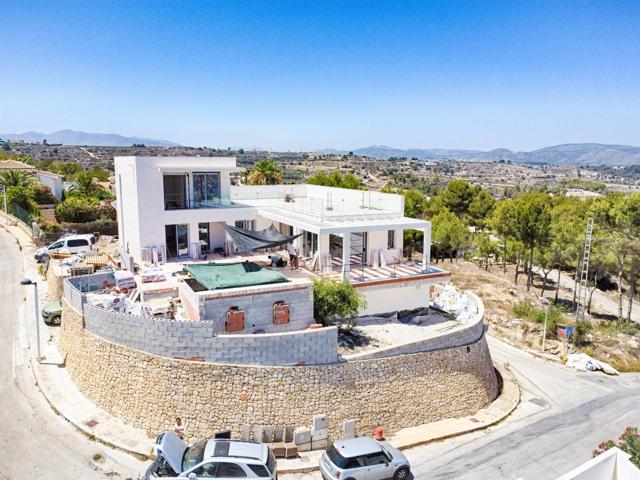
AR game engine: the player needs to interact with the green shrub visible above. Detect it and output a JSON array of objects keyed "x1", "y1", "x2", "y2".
[
  {"x1": 31, "y1": 182, "x2": 58, "y2": 205},
  {"x1": 512, "y1": 301, "x2": 566, "y2": 339},
  {"x1": 54, "y1": 197, "x2": 99, "y2": 223},
  {"x1": 312, "y1": 277, "x2": 367, "y2": 328},
  {"x1": 574, "y1": 320, "x2": 593, "y2": 346}
]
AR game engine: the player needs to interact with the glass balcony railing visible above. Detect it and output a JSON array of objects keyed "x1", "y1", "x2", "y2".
[{"x1": 164, "y1": 193, "x2": 240, "y2": 210}]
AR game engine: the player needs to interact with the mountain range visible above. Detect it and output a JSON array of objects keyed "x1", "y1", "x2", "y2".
[
  {"x1": 2, "y1": 129, "x2": 639, "y2": 165},
  {"x1": 0, "y1": 129, "x2": 179, "y2": 147},
  {"x1": 323, "y1": 143, "x2": 640, "y2": 166}
]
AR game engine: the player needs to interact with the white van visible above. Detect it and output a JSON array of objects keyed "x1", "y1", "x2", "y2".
[{"x1": 34, "y1": 234, "x2": 97, "y2": 262}]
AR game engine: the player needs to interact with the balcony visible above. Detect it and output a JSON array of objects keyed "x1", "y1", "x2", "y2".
[{"x1": 163, "y1": 193, "x2": 239, "y2": 210}]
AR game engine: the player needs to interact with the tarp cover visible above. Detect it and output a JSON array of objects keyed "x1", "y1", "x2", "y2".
[
  {"x1": 185, "y1": 261, "x2": 289, "y2": 290},
  {"x1": 224, "y1": 224, "x2": 301, "y2": 252}
]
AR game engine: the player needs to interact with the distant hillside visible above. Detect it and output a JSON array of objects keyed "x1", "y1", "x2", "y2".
[
  {"x1": 0, "y1": 129, "x2": 179, "y2": 147},
  {"x1": 340, "y1": 143, "x2": 640, "y2": 166}
]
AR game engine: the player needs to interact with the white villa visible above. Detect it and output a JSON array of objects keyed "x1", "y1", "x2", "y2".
[{"x1": 114, "y1": 156, "x2": 448, "y2": 315}]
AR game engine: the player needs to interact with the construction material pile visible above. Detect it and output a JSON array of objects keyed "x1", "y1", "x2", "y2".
[
  {"x1": 565, "y1": 353, "x2": 619, "y2": 375},
  {"x1": 432, "y1": 285, "x2": 478, "y2": 325}
]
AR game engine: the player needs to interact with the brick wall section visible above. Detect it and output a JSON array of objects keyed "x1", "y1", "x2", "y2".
[
  {"x1": 83, "y1": 304, "x2": 338, "y2": 365},
  {"x1": 60, "y1": 299, "x2": 499, "y2": 442}
]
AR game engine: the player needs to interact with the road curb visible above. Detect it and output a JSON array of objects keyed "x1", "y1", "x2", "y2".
[{"x1": 278, "y1": 362, "x2": 520, "y2": 474}]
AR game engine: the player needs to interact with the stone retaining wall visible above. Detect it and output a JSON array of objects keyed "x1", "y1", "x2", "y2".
[{"x1": 60, "y1": 299, "x2": 499, "y2": 442}]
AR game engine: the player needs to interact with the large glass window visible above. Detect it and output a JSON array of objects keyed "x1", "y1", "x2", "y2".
[
  {"x1": 163, "y1": 175, "x2": 188, "y2": 209},
  {"x1": 193, "y1": 173, "x2": 221, "y2": 207}
]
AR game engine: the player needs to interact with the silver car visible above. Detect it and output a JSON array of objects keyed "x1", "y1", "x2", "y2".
[
  {"x1": 145, "y1": 432, "x2": 277, "y2": 479},
  {"x1": 320, "y1": 437, "x2": 411, "y2": 480}
]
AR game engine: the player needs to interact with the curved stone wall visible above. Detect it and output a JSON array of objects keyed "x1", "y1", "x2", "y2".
[{"x1": 60, "y1": 299, "x2": 499, "y2": 442}]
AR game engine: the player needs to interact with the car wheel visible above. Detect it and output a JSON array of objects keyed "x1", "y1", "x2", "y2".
[
  {"x1": 393, "y1": 466, "x2": 410, "y2": 480},
  {"x1": 50, "y1": 315, "x2": 62, "y2": 326}
]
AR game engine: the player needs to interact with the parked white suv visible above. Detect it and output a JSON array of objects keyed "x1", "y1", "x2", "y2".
[
  {"x1": 34, "y1": 234, "x2": 96, "y2": 262},
  {"x1": 320, "y1": 437, "x2": 411, "y2": 480},
  {"x1": 146, "y1": 432, "x2": 277, "y2": 479}
]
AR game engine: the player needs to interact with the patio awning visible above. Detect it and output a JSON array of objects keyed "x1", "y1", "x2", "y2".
[{"x1": 224, "y1": 224, "x2": 301, "y2": 252}]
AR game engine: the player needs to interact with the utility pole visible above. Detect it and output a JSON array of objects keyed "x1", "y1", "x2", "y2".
[{"x1": 575, "y1": 217, "x2": 594, "y2": 321}]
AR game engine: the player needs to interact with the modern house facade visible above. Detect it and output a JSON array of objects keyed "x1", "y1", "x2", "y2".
[{"x1": 114, "y1": 156, "x2": 448, "y2": 315}]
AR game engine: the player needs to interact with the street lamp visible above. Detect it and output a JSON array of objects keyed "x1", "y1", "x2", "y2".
[
  {"x1": 1, "y1": 184, "x2": 7, "y2": 225},
  {"x1": 20, "y1": 278, "x2": 42, "y2": 363},
  {"x1": 541, "y1": 298, "x2": 549, "y2": 353}
]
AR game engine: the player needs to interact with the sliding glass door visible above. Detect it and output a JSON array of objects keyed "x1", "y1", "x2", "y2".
[
  {"x1": 193, "y1": 173, "x2": 221, "y2": 208},
  {"x1": 165, "y1": 224, "x2": 189, "y2": 258}
]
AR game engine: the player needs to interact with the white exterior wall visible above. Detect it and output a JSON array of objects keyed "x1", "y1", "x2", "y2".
[
  {"x1": 357, "y1": 282, "x2": 431, "y2": 316},
  {"x1": 114, "y1": 156, "x2": 256, "y2": 263},
  {"x1": 367, "y1": 229, "x2": 403, "y2": 264},
  {"x1": 115, "y1": 157, "x2": 142, "y2": 258},
  {"x1": 37, "y1": 172, "x2": 63, "y2": 200}
]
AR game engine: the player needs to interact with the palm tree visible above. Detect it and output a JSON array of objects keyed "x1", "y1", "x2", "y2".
[
  {"x1": 247, "y1": 159, "x2": 284, "y2": 185},
  {"x1": 69, "y1": 172, "x2": 101, "y2": 197},
  {"x1": 0, "y1": 170, "x2": 33, "y2": 188}
]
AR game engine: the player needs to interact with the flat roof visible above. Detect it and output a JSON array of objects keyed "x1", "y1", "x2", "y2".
[{"x1": 334, "y1": 437, "x2": 382, "y2": 457}]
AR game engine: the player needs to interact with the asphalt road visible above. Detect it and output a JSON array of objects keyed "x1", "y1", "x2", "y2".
[
  {"x1": 284, "y1": 336, "x2": 640, "y2": 480},
  {"x1": 0, "y1": 228, "x2": 143, "y2": 479}
]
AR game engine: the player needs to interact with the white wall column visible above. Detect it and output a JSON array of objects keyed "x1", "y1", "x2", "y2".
[
  {"x1": 342, "y1": 233, "x2": 351, "y2": 282},
  {"x1": 189, "y1": 222, "x2": 200, "y2": 259},
  {"x1": 422, "y1": 224, "x2": 431, "y2": 272}
]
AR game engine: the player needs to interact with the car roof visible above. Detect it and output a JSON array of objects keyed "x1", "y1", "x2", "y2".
[
  {"x1": 333, "y1": 437, "x2": 382, "y2": 458},
  {"x1": 204, "y1": 440, "x2": 268, "y2": 464}
]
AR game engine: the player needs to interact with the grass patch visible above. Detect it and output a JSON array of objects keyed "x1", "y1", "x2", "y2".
[
  {"x1": 512, "y1": 301, "x2": 566, "y2": 337},
  {"x1": 595, "y1": 320, "x2": 640, "y2": 337}
]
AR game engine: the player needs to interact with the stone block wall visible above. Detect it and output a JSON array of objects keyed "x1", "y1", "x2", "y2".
[
  {"x1": 191, "y1": 284, "x2": 315, "y2": 333},
  {"x1": 83, "y1": 303, "x2": 338, "y2": 365},
  {"x1": 60, "y1": 299, "x2": 499, "y2": 443}
]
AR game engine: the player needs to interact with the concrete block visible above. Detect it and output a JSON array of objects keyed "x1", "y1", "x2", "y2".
[
  {"x1": 343, "y1": 420, "x2": 357, "y2": 439},
  {"x1": 294, "y1": 427, "x2": 311, "y2": 445},
  {"x1": 311, "y1": 438, "x2": 328, "y2": 450},
  {"x1": 297, "y1": 442, "x2": 311, "y2": 452},
  {"x1": 312, "y1": 414, "x2": 327, "y2": 431},
  {"x1": 312, "y1": 427, "x2": 328, "y2": 441}
]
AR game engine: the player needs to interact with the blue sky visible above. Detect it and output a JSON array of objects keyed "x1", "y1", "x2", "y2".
[{"x1": 1, "y1": 0, "x2": 639, "y2": 151}]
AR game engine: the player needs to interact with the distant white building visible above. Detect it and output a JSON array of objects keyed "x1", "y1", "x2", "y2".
[
  {"x1": 35, "y1": 170, "x2": 63, "y2": 200},
  {"x1": 0, "y1": 159, "x2": 63, "y2": 200},
  {"x1": 114, "y1": 156, "x2": 448, "y2": 315},
  {"x1": 565, "y1": 188, "x2": 603, "y2": 199}
]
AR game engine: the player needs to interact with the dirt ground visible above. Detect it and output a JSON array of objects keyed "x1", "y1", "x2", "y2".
[{"x1": 436, "y1": 258, "x2": 640, "y2": 372}]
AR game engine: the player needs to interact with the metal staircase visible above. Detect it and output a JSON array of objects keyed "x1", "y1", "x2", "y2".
[{"x1": 575, "y1": 217, "x2": 594, "y2": 321}]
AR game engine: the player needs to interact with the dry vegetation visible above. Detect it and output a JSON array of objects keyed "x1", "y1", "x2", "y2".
[{"x1": 441, "y1": 259, "x2": 640, "y2": 372}]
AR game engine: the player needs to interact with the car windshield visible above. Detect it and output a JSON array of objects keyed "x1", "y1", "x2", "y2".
[
  {"x1": 182, "y1": 440, "x2": 206, "y2": 472},
  {"x1": 326, "y1": 445, "x2": 350, "y2": 469}
]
